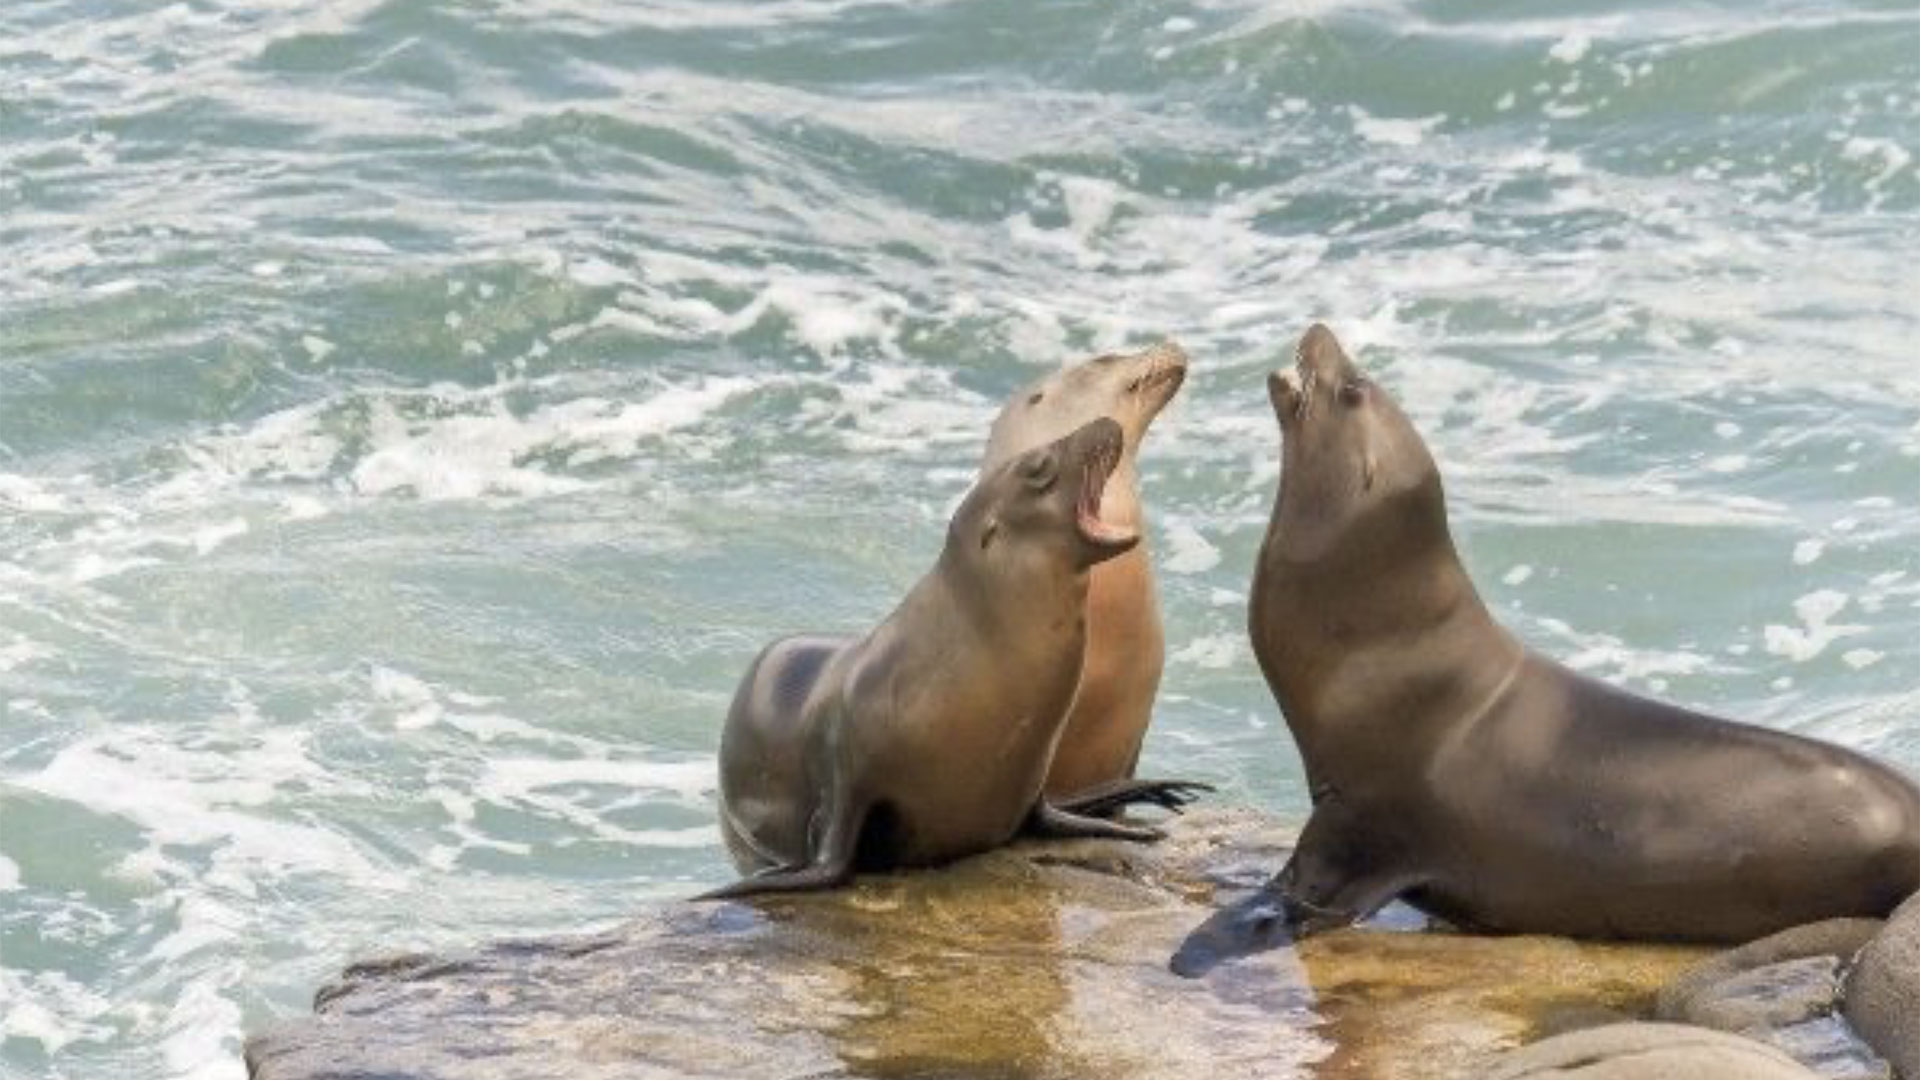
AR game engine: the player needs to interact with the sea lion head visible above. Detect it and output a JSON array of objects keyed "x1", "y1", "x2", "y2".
[
  {"x1": 988, "y1": 341, "x2": 1189, "y2": 468},
  {"x1": 1266, "y1": 324, "x2": 1444, "y2": 563},
  {"x1": 958, "y1": 417, "x2": 1139, "y2": 575}
]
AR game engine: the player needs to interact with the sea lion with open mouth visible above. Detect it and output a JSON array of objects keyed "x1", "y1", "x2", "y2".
[
  {"x1": 705, "y1": 418, "x2": 1162, "y2": 899},
  {"x1": 983, "y1": 341, "x2": 1210, "y2": 816},
  {"x1": 1171, "y1": 324, "x2": 1920, "y2": 975}
]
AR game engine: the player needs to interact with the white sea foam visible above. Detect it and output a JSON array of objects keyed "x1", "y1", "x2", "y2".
[
  {"x1": 469, "y1": 755, "x2": 720, "y2": 850},
  {"x1": 0, "y1": 853, "x2": 19, "y2": 891},
  {"x1": 0, "y1": 473, "x2": 72, "y2": 513},
  {"x1": 0, "y1": 636, "x2": 53, "y2": 673},
  {"x1": 1840, "y1": 135, "x2": 1913, "y2": 190},
  {"x1": 159, "y1": 976, "x2": 247, "y2": 1080},
  {"x1": 1548, "y1": 32, "x2": 1592, "y2": 63},
  {"x1": 16, "y1": 728, "x2": 389, "y2": 884},
  {"x1": 1763, "y1": 590, "x2": 1867, "y2": 663},
  {"x1": 1160, "y1": 520, "x2": 1222, "y2": 574},
  {"x1": 0, "y1": 968, "x2": 113, "y2": 1055},
  {"x1": 1057, "y1": 174, "x2": 1126, "y2": 245},
  {"x1": 1534, "y1": 616, "x2": 1717, "y2": 685},
  {"x1": 1170, "y1": 633, "x2": 1241, "y2": 669},
  {"x1": 1348, "y1": 108, "x2": 1446, "y2": 147}
]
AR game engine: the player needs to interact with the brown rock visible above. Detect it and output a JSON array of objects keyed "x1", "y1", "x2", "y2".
[
  {"x1": 244, "y1": 809, "x2": 1709, "y2": 1080},
  {"x1": 1845, "y1": 892, "x2": 1920, "y2": 1079},
  {"x1": 1485, "y1": 1022, "x2": 1824, "y2": 1079}
]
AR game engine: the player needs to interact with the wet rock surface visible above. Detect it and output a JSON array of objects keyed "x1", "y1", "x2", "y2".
[
  {"x1": 1846, "y1": 893, "x2": 1920, "y2": 1080},
  {"x1": 245, "y1": 808, "x2": 1721, "y2": 1080},
  {"x1": 1655, "y1": 919, "x2": 1892, "y2": 1079},
  {"x1": 1485, "y1": 1022, "x2": 1824, "y2": 1079}
]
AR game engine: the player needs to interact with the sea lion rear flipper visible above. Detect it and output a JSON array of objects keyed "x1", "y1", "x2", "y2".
[
  {"x1": 1024, "y1": 799, "x2": 1165, "y2": 843},
  {"x1": 1051, "y1": 778, "x2": 1216, "y2": 819}
]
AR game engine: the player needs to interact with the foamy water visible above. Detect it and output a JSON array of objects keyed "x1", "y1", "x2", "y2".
[{"x1": 2, "y1": 1, "x2": 1917, "y2": 1076}]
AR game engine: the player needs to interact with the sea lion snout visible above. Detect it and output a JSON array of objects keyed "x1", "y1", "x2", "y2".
[
  {"x1": 1118, "y1": 341, "x2": 1190, "y2": 426},
  {"x1": 1137, "y1": 341, "x2": 1190, "y2": 395},
  {"x1": 1293, "y1": 322, "x2": 1365, "y2": 392},
  {"x1": 1296, "y1": 322, "x2": 1347, "y2": 371}
]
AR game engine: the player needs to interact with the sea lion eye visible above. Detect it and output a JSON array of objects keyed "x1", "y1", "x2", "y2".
[
  {"x1": 1019, "y1": 452, "x2": 1059, "y2": 492},
  {"x1": 1027, "y1": 391, "x2": 1044, "y2": 406},
  {"x1": 1127, "y1": 377, "x2": 1143, "y2": 392},
  {"x1": 1339, "y1": 380, "x2": 1367, "y2": 407}
]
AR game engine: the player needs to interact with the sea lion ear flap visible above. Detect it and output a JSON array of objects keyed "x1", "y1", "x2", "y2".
[
  {"x1": 980, "y1": 518, "x2": 999, "y2": 550},
  {"x1": 1361, "y1": 454, "x2": 1377, "y2": 494}
]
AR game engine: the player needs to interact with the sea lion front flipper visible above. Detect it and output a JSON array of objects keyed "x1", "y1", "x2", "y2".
[
  {"x1": 1051, "y1": 777, "x2": 1216, "y2": 819},
  {"x1": 694, "y1": 797, "x2": 866, "y2": 900},
  {"x1": 1165, "y1": 861, "x2": 1411, "y2": 978},
  {"x1": 1167, "y1": 799, "x2": 1417, "y2": 977},
  {"x1": 1168, "y1": 886, "x2": 1301, "y2": 977},
  {"x1": 1024, "y1": 799, "x2": 1165, "y2": 843},
  {"x1": 694, "y1": 859, "x2": 853, "y2": 900}
]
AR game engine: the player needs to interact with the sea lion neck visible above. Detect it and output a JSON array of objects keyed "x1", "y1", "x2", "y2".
[
  {"x1": 933, "y1": 540, "x2": 1089, "y2": 638},
  {"x1": 1252, "y1": 506, "x2": 1514, "y2": 756}
]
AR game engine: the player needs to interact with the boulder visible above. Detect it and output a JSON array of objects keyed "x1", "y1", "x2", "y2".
[
  {"x1": 1845, "y1": 892, "x2": 1920, "y2": 1079},
  {"x1": 1655, "y1": 919, "x2": 1891, "y2": 1078},
  {"x1": 1485, "y1": 1022, "x2": 1824, "y2": 1079},
  {"x1": 1657, "y1": 919, "x2": 1880, "y2": 1030},
  {"x1": 244, "y1": 808, "x2": 1710, "y2": 1080}
]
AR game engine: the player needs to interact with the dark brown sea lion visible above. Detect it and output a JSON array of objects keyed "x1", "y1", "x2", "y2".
[
  {"x1": 705, "y1": 418, "x2": 1162, "y2": 899},
  {"x1": 1172, "y1": 324, "x2": 1920, "y2": 974},
  {"x1": 982, "y1": 341, "x2": 1208, "y2": 812}
]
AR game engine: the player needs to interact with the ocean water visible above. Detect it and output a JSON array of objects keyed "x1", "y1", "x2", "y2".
[{"x1": 1, "y1": 0, "x2": 1916, "y2": 1076}]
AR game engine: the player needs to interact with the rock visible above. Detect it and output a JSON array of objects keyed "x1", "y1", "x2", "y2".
[
  {"x1": 245, "y1": 809, "x2": 1709, "y2": 1080},
  {"x1": 1484, "y1": 1022, "x2": 1825, "y2": 1079},
  {"x1": 1666, "y1": 954, "x2": 1843, "y2": 1030},
  {"x1": 1845, "y1": 891, "x2": 1920, "y2": 1079},
  {"x1": 1657, "y1": 919, "x2": 1881, "y2": 1029},
  {"x1": 1654, "y1": 919, "x2": 1892, "y2": 1078}
]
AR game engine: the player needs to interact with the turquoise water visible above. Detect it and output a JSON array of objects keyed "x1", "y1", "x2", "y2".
[{"x1": 1, "y1": 1, "x2": 1917, "y2": 1076}]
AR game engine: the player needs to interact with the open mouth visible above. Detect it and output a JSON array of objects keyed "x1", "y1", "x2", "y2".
[{"x1": 1076, "y1": 433, "x2": 1137, "y2": 550}]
